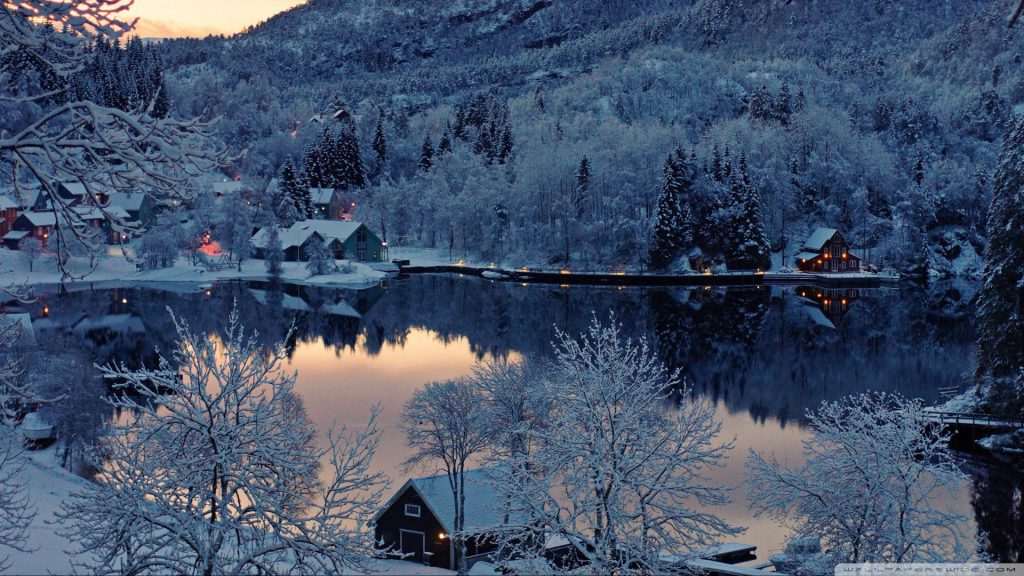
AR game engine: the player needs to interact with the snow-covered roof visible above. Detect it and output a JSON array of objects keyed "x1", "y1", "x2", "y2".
[
  {"x1": 310, "y1": 188, "x2": 336, "y2": 205},
  {"x1": 265, "y1": 178, "x2": 280, "y2": 194},
  {"x1": 251, "y1": 220, "x2": 364, "y2": 250},
  {"x1": 0, "y1": 313, "x2": 35, "y2": 347},
  {"x1": 0, "y1": 195, "x2": 16, "y2": 210},
  {"x1": 104, "y1": 192, "x2": 147, "y2": 212},
  {"x1": 19, "y1": 211, "x2": 55, "y2": 227},
  {"x1": 212, "y1": 180, "x2": 245, "y2": 195},
  {"x1": 374, "y1": 467, "x2": 518, "y2": 535},
  {"x1": 247, "y1": 288, "x2": 311, "y2": 312},
  {"x1": 794, "y1": 251, "x2": 820, "y2": 261},
  {"x1": 59, "y1": 182, "x2": 89, "y2": 197},
  {"x1": 801, "y1": 227, "x2": 839, "y2": 251},
  {"x1": 2, "y1": 230, "x2": 29, "y2": 241},
  {"x1": 72, "y1": 314, "x2": 146, "y2": 334}
]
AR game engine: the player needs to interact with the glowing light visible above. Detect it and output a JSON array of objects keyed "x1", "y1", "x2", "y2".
[
  {"x1": 438, "y1": 532, "x2": 447, "y2": 540},
  {"x1": 613, "y1": 271, "x2": 626, "y2": 276},
  {"x1": 518, "y1": 266, "x2": 529, "y2": 272},
  {"x1": 456, "y1": 260, "x2": 465, "y2": 266},
  {"x1": 488, "y1": 263, "x2": 496, "y2": 269},
  {"x1": 121, "y1": 298, "x2": 128, "y2": 304},
  {"x1": 560, "y1": 269, "x2": 571, "y2": 275},
  {"x1": 42, "y1": 306, "x2": 49, "y2": 316}
]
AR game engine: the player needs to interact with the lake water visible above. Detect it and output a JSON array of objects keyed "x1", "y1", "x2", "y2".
[{"x1": 7, "y1": 274, "x2": 1022, "y2": 562}]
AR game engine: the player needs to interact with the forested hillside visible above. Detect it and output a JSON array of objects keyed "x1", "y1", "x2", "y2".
[{"x1": 157, "y1": 0, "x2": 1024, "y2": 273}]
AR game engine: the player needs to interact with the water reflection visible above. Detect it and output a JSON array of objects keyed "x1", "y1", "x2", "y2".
[{"x1": 1, "y1": 275, "x2": 1013, "y2": 560}]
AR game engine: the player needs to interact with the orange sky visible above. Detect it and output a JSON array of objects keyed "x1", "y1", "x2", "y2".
[{"x1": 125, "y1": 0, "x2": 306, "y2": 38}]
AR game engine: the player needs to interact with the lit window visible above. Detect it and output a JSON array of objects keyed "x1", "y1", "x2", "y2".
[{"x1": 404, "y1": 504, "x2": 421, "y2": 518}]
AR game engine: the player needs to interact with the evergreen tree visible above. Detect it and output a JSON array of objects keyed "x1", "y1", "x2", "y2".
[
  {"x1": 574, "y1": 156, "x2": 591, "y2": 218},
  {"x1": 649, "y1": 155, "x2": 686, "y2": 270},
  {"x1": 913, "y1": 152, "x2": 925, "y2": 187},
  {"x1": 418, "y1": 136, "x2": 435, "y2": 172},
  {"x1": 305, "y1": 235, "x2": 335, "y2": 276},
  {"x1": 438, "y1": 129, "x2": 452, "y2": 155},
  {"x1": 976, "y1": 117, "x2": 1024, "y2": 414},
  {"x1": 337, "y1": 124, "x2": 366, "y2": 189},
  {"x1": 372, "y1": 117, "x2": 387, "y2": 170},
  {"x1": 748, "y1": 84, "x2": 775, "y2": 123},
  {"x1": 264, "y1": 221, "x2": 284, "y2": 276},
  {"x1": 498, "y1": 127, "x2": 514, "y2": 164},
  {"x1": 711, "y1": 143, "x2": 723, "y2": 182},
  {"x1": 280, "y1": 158, "x2": 309, "y2": 220},
  {"x1": 777, "y1": 83, "x2": 792, "y2": 126},
  {"x1": 725, "y1": 159, "x2": 772, "y2": 270}
]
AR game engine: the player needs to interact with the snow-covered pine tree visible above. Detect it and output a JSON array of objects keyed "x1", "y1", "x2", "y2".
[
  {"x1": 438, "y1": 128, "x2": 452, "y2": 155},
  {"x1": 265, "y1": 220, "x2": 284, "y2": 276},
  {"x1": 498, "y1": 127, "x2": 513, "y2": 164},
  {"x1": 372, "y1": 117, "x2": 387, "y2": 171},
  {"x1": 574, "y1": 156, "x2": 590, "y2": 218},
  {"x1": 977, "y1": 116, "x2": 1024, "y2": 415},
  {"x1": 337, "y1": 123, "x2": 366, "y2": 189},
  {"x1": 776, "y1": 82, "x2": 792, "y2": 126},
  {"x1": 279, "y1": 158, "x2": 307, "y2": 221},
  {"x1": 649, "y1": 154, "x2": 685, "y2": 270},
  {"x1": 305, "y1": 235, "x2": 335, "y2": 276},
  {"x1": 748, "y1": 84, "x2": 775, "y2": 123},
  {"x1": 418, "y1": 136, "x2": 434, "y2": 172},
  {"x1": 725, "y1": 158, "x2": 771, "y2": 270}
]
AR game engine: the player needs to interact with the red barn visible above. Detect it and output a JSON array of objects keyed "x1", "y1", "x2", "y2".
[{"x1": 795, "y1": 227, "x2": 860, "y2": 273}]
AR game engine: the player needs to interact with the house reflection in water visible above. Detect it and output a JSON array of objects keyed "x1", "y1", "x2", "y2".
[{"x1": 794, "y1": 285, "x2": 861, "y2": 329}]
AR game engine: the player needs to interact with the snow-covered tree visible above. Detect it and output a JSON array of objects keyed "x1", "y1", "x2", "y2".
[
  {"x1": 649, "y1": 154, "x2": 687, "y2": 269},
  {"x1": 977, "y1": 116, "x2": 1024, "y2": 415},
  {"x1": 19, "y1": 238, "x2": 44, "y2": 272},
  {"x1": 0, "y1": 0, "x2": 224, "y2": 276},
  {"x1": 747, "y1": 393, "x2": 975, "y2": 565},
  {"x1": 493, "y1": 316, "x2": 737, "y2": 573},
  {"x1": 264, "y1": 221, "x2": 284, "y2": 276},
  {"x1": 372, "y1": 117, "x2": 387, "y2": 175},
  {"x1": 305, "y1": 234, "x2": 334, "y2": 276},
  {"x1": 573, "y1": 156, "x2": 590, "y2": 218},
  {"x1": 58, "y1": 307, "x2": 387, "y2": 576},
  {"x1": 0, "y1": 429, "x2": 32, "y2": 573},
  {"x1": 138, "y1": 227, "x2": 179, "y2": 269},
  {"x1": 278, "y1": 158, "x2": 307, "y2": 222},
  {"x1": 418, "y1": 136, "x2": 434, "y2": 172},
  {"x1": 726, "y1": 162, "x2": 772, "y2": 270},
  {"x1": 401, "y1": 378, "x2": 492, "y2": 575}
]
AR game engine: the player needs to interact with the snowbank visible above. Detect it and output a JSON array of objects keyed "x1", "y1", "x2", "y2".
[{"x1": 0, "y1": 249, "x2": 387, "y2": 292}]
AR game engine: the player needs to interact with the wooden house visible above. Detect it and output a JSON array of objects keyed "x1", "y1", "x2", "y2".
[
  {"x1": 795, "y1": 286, "x2": 862, "y2": 328},
  {"x1": 794, "y1": 228, "x2": 861, "y2": 273},
  {"x1": 10, "y1": 211, "x2": 56, "y2": 246},
  {"x1": 372, "y1": 468, "x2": 513, "y2": 571},
  {"x1": 0, "y1": 195, "x2": 17, "y2": 237},
  {"x1": 309, "y1": 188, "x2": 345, "y2": 220},
  {"x1": 251, "y1": 220, "x2": 386, "y2": 262},
  {"x1": 102, "y1": 192, "x2": 154, "y2": 227}
]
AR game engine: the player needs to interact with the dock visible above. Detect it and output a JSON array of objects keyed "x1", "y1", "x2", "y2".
[{"x1": 923, "y1": 409, "x2": 1024, "y2": 445}]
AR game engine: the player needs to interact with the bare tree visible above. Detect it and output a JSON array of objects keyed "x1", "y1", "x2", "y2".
[
  {"x1": 401, "y1": 378, "x2": 493, "y2": 575},
  {"x1": 57, "y1": 306, "x2": 387, "y2": 575},
  {"x1": 494, "y1": 316, "x2": 738, "y2": 573},
  {"x1": 747, "y1": 393, "x2": 976, "y2": 565},
  {"x1": 1, "y1": 0, "x2": 226, "y2": 278}
]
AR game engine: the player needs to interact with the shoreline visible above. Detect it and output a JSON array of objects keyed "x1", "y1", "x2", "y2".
[{"x1": 398, "y1": 263, "x2": 903, "y2": 288}]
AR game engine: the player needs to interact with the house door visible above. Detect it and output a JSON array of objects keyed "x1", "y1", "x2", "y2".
[{"x1": 400, "y1": 529, "x2": 425, "y2": 563}]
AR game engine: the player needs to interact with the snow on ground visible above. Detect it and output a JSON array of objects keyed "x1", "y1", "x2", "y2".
[
  {"x1": 5, "y1": 445, "x2": 452, "y2": 575},
  {"x1": 0, "y1": 249, "x2": 386, "y2": 292},
  {"x1": 5, "y1": 446, "x2": 92, "y2": 575},
  {"x1": 934, "y1": 386, "x2": 982, "y2": 414}
]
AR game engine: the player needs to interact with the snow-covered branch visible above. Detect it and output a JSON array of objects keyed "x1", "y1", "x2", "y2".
[{"x1": 57, "y1": 304, "x2": 386, "y2": 575}]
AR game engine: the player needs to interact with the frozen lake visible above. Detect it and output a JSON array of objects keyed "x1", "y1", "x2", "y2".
[{"x1": 7, "y1": 274, "x2": 1022, "y2": 562}]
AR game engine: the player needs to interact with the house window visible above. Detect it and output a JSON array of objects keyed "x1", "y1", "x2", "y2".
[
  {"x1": 357, "y1": 228, "x2": 367, "y2": 242},
  {"x1": 404, "y1": 504, "x2": 421, "y2": 518}
]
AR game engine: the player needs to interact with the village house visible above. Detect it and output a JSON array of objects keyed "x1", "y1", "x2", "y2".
[
  {"x1": 371, "y1": 468, "x2": 511, "y2": 571},
  {"x1": 309, "y1": 187, "x2": 347, "y2": 220},
  {"x1": 101, "y1": 192, "x2": 154, "y2": 228},
  {"x1": 250, "y1": 220, "x2": 386, "y2": 262},
  {"x1": 7, "y1": 211, "x2": 55, "y2": 248},
  {"x1": 794, "y1": 227, "x2": 861, "y2": 273},
  {"x1": 0, "y1": 195, "x2": 17, "y2": 237}
]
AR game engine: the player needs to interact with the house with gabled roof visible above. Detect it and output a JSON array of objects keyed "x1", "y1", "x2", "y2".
[
  {"x1": 371, "y1": 467, "x2": 515, "y2": 570},
  {"x1": 250, "y1": 220, "x2": 386, "y2": 262},
  {"x1": 794, "y1": 227, "x2": 861, "y2": 273}
]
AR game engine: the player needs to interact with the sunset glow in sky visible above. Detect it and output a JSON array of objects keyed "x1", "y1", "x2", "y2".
[{"x1": 126, "y1": 0, "x2": 306, "y2": 38}]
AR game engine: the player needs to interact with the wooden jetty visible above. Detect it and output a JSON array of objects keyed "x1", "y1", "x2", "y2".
[{"x1": 923, "y1": 409, "x2": 1024, "y2": 446}]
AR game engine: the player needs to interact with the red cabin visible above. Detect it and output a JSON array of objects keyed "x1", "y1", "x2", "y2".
[{"x1": 795, "y1": 228, "x2": 860, "y2": 273}]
